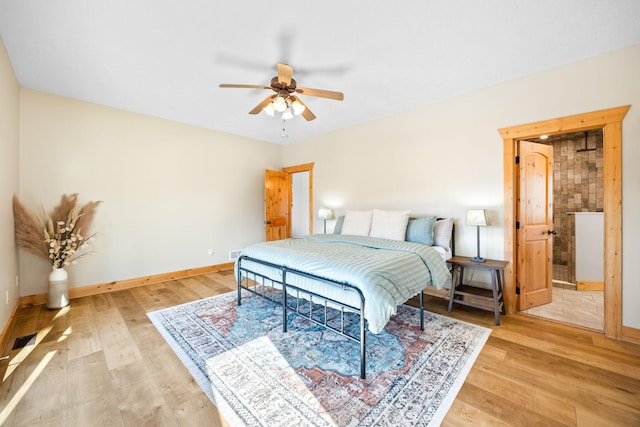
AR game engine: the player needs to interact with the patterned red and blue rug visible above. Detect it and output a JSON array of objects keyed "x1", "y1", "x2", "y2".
[{"x1": 148, "y1": 290, "x2": 490, "y2": 426}]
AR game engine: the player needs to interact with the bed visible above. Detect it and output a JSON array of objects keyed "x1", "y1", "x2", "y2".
[{"x1": 235, "y1": 211, "x2": 454, "y2": 378}]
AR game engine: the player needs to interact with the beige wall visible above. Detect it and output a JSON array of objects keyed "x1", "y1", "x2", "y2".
[
  {"x1": 283, "y1": 44, "x2": 640, "y2": 329},
  {"x1": 18, "y1": 90, "x2": 282, "y2": 296},
  {"x1": 0, "y1": 36, "x2": 20, "y2": 331}
]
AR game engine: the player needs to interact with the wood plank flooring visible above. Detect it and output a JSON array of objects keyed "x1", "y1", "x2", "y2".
[{"x1": 0, "y1": 270, "x2": 638, "y2": 426}]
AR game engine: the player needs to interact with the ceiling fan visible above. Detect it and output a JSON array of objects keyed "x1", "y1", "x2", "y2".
[{"x1": 219, "y1": 63, "x2": 344, "y2": 121}]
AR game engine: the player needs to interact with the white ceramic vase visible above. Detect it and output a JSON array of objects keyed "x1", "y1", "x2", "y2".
[{"x1": 48, "y1": 267, "x2": 69, "y2": 309}]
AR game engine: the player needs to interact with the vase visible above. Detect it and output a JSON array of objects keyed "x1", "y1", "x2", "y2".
[{"x1": 48, "y1": 267, "x2": 69, "y2": 309}]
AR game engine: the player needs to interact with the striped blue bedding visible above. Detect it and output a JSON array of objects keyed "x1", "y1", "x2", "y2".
[{"x1": 236, "y1": 234, "x2": 451, "y2": 334}]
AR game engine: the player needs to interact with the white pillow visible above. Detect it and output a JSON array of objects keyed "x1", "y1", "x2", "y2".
[
  {"x1": 341, "y1": 210, "x2": 373, "y2": 236},
  {"x1": 369, "y1": 209, "x2": 411, "y2": 241},
  {"x1": 433, "y1": 218, "x2": 454, "y2": 251}
]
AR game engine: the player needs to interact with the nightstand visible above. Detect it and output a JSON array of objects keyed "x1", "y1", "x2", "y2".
[{"x1": 447, "y1": 256, "x2": 508, "y2": 325}]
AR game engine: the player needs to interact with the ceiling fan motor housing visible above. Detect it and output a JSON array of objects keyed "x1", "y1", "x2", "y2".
[{"x1": 271, "y1": 76, "x2": 296, "y2": 93}]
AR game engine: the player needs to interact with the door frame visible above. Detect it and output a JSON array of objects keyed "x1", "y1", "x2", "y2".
[
  {"x1": 499, "y1": 105, "x2": 629, "y2": 339},
  {"x1": 283, "y1": 162, "x2": 314, "y2": 235}
]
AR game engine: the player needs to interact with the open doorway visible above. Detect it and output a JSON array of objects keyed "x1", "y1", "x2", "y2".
[
  {"x1": 518, "y1": 130, "x2": 604, "y2": 331},
  {"x1": 500, "y1": 105, "x2": 629, "y2": 339},
  {"x1": 290, "y1": 170, "x2": 310, "y2": 237},
  {"x1": 264, "y1": 163, "x2": 314, "y2": 241},
  {"x1": 283, "y1": 163, "x2": 314, "y2": 236}
]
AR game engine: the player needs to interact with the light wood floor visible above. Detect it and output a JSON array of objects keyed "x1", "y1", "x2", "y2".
[{"x1": 1, "y1": 271, "x2": 639, "y2": 426}]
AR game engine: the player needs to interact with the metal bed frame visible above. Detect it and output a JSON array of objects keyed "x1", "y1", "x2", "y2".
[
  {"x1": 236, "y1": 255, "x2": 428, "y2": 379},
  {"x1": 235, "y1": 221, "x2": 455, "y2": 379}
]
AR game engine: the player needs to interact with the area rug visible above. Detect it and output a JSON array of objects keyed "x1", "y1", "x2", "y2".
[{"x1": 148, "y1": 290, "x2": 491, "y2": 426}]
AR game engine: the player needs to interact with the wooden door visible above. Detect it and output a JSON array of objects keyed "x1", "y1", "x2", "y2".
[
  {"x1": 264, "y1": 169, "x2": 291, "y2": 241},
  {"x1": 517, "y1": 141, "x2": 554, "y2": 310}
]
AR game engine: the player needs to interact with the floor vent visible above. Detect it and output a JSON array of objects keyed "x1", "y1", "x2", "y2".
[
  {"x1": 229, "y1": 250, "x2": 242, "y2": 261},
  {"x1": 12, "y1": 333, "x2": 37, "y2": 350}
]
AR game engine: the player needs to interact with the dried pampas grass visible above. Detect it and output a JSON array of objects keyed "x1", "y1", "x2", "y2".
[
  {"x1": 13, "y1": 194, "x2": 102, "y2": 268},
  {"x1": 12, "y1": 195, "x2": 49, "y2": 259}
]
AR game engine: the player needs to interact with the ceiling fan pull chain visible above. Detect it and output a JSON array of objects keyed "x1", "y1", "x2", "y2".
[{"x1": 281, "y1": 119, "x2": 288, "y2": 138}]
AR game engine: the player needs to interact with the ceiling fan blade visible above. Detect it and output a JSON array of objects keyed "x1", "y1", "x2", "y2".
[
  {"x1": 277, "y1": 63, "x2": 293, "y2": 86},
  {"x1": 300, "y1": 106, "x2": 316, "y2": 121},
  {"x1": 219, "y1": 84, "x2": 272, "y2": 90},
  {"x1": 295, "y1": 87, "x2": 344, "y2": 101},
  {"x1": 249, "y1": 95, "x2": 276, "y2": 114}
]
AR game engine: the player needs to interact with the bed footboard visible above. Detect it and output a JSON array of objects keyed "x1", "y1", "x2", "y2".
[{"x1": 236, "y1": 254, "x2": 426, "y2": 379}]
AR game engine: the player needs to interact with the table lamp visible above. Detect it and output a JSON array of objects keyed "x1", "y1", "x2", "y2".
[
  {"x1": 466, "y1": 209, "x2": 488, "y2": 262},
  {"x1": 318, "y1": 208, "x2": 333, "y2": 234}
]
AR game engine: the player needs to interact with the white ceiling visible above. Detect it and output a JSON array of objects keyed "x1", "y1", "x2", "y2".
[{"x1": 1, "y1": 1, "x2": 639, "y2": 144}]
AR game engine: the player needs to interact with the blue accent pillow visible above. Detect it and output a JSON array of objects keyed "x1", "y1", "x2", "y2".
[
  {"x1": 333, "y1": 216, "x2": 345, "y2": 234},
  {"x1": 405, "y1": 216, "x2": 437, "y2": 245}
]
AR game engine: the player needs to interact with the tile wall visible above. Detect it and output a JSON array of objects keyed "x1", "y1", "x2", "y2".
[{"x1": 542, "y1": 129, "x2": 604, "y2": 282}]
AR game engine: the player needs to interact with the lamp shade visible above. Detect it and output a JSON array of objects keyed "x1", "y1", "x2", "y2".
[
  {"x1": 291, "y1": 99, "x2": 306, "y2": 115},
  {"x1": 318, "y1": 207, "x2": 333, "y2": 220},
  {"x1": 262, "y1": 102, "x2": 275, "y2": 117},
  {"x1": 466, "y1": 209, "x2": 488, "y2": 226},
  {"x1": 273, "y1": 96, "x2": 288, "y2": 112},
  {"x1": 282, "y1": 109, "x2": 294, "y2": 120}
]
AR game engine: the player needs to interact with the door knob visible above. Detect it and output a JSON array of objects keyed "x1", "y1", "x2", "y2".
[{"x1": 547, "y1": 230, "x2": 557, "y2": 235}]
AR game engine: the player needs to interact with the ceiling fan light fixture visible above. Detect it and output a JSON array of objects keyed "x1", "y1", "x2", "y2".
[
  {"x1": 273, "y1": 96, "x2": 288, "y2": 112},
  {"x1": 291, "y1": 99, "x2": 306, "y2": 116},
  {"x1": 262, "y1": 102, "x2": 275, "y2": 117},
  {"x1": 282, "y1": 109, "x2": 294, "y2": 120}
]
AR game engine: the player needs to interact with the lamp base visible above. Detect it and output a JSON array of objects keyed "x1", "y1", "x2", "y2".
[{"x1": 470, "y1": 256, "x2": 486, "y2": 263}]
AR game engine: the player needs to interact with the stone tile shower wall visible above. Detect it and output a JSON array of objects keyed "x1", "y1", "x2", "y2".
[{"x1": 545, "y1": 129, "x2": 603, "y2": 283}]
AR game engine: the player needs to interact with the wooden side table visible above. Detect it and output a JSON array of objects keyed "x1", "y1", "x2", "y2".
[{"x1": 447, "y1": 256, "x2": 508, "y2": 325}]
